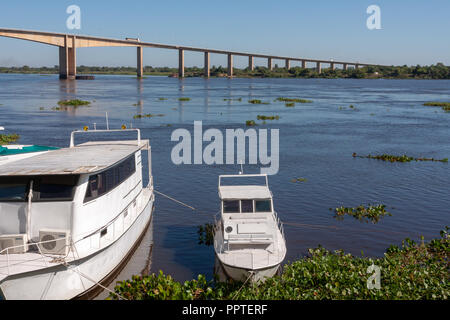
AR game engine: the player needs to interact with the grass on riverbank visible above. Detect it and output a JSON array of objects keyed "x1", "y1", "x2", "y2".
[{"x1": 109, "y1": 228, "x2": 449, "y2": 300}]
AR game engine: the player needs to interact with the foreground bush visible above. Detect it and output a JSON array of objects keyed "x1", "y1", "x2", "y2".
[{"x1": 110, "y1": 228, "x2": 449, "y2": 300}]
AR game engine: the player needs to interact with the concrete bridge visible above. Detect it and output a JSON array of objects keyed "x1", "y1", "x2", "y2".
[{"x1": 0, "y1": 28, "x2": 388, "y2": 79}]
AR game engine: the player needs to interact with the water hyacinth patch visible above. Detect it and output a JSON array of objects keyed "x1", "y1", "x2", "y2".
[
  {"x1": 197, "y1": 223, "x2": 215, "y2": 246},
  {"x1": 352, "y1": 153, "x2": 448, "y2": 163},
  {"x1": 248, "y1": 99, "x2": 269, "y2": 104},
  {"x1": 285, "y1": 102, "x2": 295, "y2": 107},
  {"x1": 275, "y1": 97, "x2": 313, "y2": 103},
  {"x1": 423, "y1": 102, "x2": 450, "y2": 112},
  {"x1": 133, "y1": 113, "x2": 165, "y2": 119},
  {"x1": 257, "y1": 115, "x2": 280, "y2": 120},
  {"x1": 332, "y1": 204, "x2": 392, "y2": 223},
  {"x1": 0, "y1": 134, "x2": 20, "y2": 145},
  {"x1": 291, "y1": 177, "x2": 307, "y2": 183},
  {"x1": 57, "y1": 99, "x2": 91, "y2": 107},
  {"x1": 245, "y1": 120, "x2": 256, "y2": 126},
  {"x1": 110, "y1": 228, "x2": 449, "y2": 300},
  {"x1": 178, "y1": 97, "x2": 191, "y2": 101}
]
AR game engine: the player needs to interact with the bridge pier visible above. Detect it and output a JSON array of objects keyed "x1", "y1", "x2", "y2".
[
  {"x1": 137, "y1": 46, "x2": 143, "y2": 78},
  {"x1": 355, "y1": 64, "x2": 360, "y2": 70},
  {"x1": 204, "y1": 52, "x2": 210, "y2": 77},
  {"x1": 227, "y1": 54, "x2": 233, "y2": 77},
  {"x1": 343, "y1": 63, "x2": 348, "y2": 71},
  {"x1": 248, "y1": 56, "x2": 254, "y2": 71},
  {"x1": 316, "y1": 61, "x2": 321, "y2": 74},
  {"x1": 268, "y1": 57, "x2": 273, "y2": 70},
  {"x1": 285, "y1": 59, "x2": 290, "y2": 70},
  {"x1": 330, "y1": 62, "x2": 335, "y2": 71},
  {"x1": 59, "y1": 35, "x2": 76, "y2": 79},
  {"x1": 178, "y1": 49, "x2": 184, "y2": 78},
  {"x1": 301, "y1": 60, "x2": 306, "y2": 69}
]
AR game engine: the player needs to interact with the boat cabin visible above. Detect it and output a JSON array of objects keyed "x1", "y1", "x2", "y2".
[
  {"x1": 217, "y1": 174, "x2": 276, "y2": 250},
  {"x1": 0, "y1": 129, "x2": 152, "y2": 258}
]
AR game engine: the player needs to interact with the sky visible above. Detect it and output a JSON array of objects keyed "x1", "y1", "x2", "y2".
[{"x1": 0, "y1": 0, "x2": 449, "y2": 68}]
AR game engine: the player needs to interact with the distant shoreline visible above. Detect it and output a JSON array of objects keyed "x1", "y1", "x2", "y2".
[{"x1": 1, "y1": 64, "x2": 449, "y2": 79}]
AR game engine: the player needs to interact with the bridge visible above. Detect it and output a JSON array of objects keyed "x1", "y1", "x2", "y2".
[{"x1": 0, "y1": 28, "x2": 388, "y2": 79}]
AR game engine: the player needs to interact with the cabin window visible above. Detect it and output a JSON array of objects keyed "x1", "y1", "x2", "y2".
[
  {"x1": 0, "y1": 176, "x2": 78, "y2": 202},
  {"x1": 34, "y1": 175, "x2": 79, "y2": 201},
  {"x1": 223, "y1": 200, "x2": 240, "y2": 213},
  {"x1": 0, "y1": 177, "x2": 28, "y2": 201},
  {"x1": 255, "y1": 199, "x2": 272, "y2": 212},
  {"x1": 84, "y1": 155, "x2": 136, "y2": 203},
  {"x1": 241, "y1": 200, "x2": 254, "y2": 213}
]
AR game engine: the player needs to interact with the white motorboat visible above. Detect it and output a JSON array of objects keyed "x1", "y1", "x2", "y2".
[
  {"x1": 213, "y1": 173, "x2": 286, "y2": 283},
  {"x1": 0, "y1": 128, "x2": 154, "y2": 299}
]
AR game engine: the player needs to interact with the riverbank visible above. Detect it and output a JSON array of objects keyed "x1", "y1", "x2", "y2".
[
  {"x1": 109, "y1": 228, "x2": 449, "y2": 300},
  {"x1": 1, "y1": 63, "x2": 450, "y2": 79}
]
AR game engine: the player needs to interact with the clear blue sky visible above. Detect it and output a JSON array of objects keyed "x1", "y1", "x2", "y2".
[{"x1": 0, "y1": 0, "x2": 449, "y2": 68}]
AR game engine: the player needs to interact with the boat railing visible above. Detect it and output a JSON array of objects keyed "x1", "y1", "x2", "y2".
[{"x1": 69, "y1": 128, "x2": 142, "y2": 148}]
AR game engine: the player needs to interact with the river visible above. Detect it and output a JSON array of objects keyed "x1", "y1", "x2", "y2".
[{"x1": 0, "y1": 74, "x2": 448, "y2": 299}]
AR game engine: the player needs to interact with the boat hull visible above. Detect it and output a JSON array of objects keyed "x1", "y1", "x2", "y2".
[
  {"x1": 0, "y1": 193, "x2": 154, "y2": 300},
  {"x1": 214, "y1": 255, "x2": 281, "y2": 283}
]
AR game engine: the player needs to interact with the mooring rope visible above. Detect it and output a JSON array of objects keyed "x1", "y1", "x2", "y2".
[
  {"x1": 154, "y1": 189, "x2": 196, "y2": 210},
  {"x1": 232, "y1": 271, "x2": 255, "y2": 300},
  {"x1": 153, "y1": 189, "x2": 408, "y2": 236}
]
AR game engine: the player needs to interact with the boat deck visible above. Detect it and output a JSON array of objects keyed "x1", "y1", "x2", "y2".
[{"x1": 0, "y1": 252, "x2": 72, "y2": 282}]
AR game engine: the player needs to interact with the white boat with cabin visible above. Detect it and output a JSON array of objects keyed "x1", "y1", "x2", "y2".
[
  {"x1": 0, "y1": 128, "x2": 154, "y2": 299},
  {"x1": 213, "y1": 173, "x2": 286, "y2": 283}
]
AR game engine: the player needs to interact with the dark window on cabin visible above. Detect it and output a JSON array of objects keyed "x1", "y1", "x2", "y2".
[
  {"x1": 241, "y1": 200, "x2": 254, "y2": 213},
  {"x1": 0, "y1": 177, "x2": 28, "y2": 201},
  {"x1": 255, "y1": 199, "x2": 272, "y2": 212},
  {"x1": 0, "y1": 175, "x2": 78, "y2": 202},
  {"x1": 84, "y1": 155, "x2": 136, "y2": 203},
  {"x1": 35, "y1": 175, "x2": 79, "y2": 201},
  {"x1": 223, "y1": 200, "x2": 240, "y2": 213}
]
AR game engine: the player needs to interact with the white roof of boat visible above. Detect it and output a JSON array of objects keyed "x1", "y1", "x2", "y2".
[
  {"x1": 218, "y1": 185, "x2": 272, "y2": 200},
  {"x1": 0, "y1": 140, "x2": 148, "y2": 176}
]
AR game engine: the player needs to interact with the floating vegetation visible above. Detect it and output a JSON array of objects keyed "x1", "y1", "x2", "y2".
[
  {"x1": 57, "y1": 99, "x2": 91, "y2": 107},
  {"x1": 133, "y1": 113, "x2": 165, "y2": 119},
  {"x1": 331, "y1": 204, "x2": 392, "y2": 224},
  {"x1": 223, "y1": 97, "x2": 242, "y2": 102},
  {"x1": 352, "y1": 153, "x2": 448, "y2": 163},
  {"x1": 285, "y1": 102, "x2": 295, "y2": 107},
  {"x1": 257, "y1": 115, "x2": 280, "y2": 120},
  {"x1": 39, "y1": 107, "x2": 45, "y2": 110},
  {"x1": 246, "y1": 120, "x2": 256, "y2": 126},
  {"x1": 158, "y1": 97, "x2": 168, "y2": 101},
  {"x1": 423, "y1": 102, "x2": 450, "y2": 112},
  {"x1": 275, "y1": 97, "x2": 313, "y2": 103},
  {"x1": 197, "y1": 223, "x2": 215, "y2": 246},
  {"x1": 178, "y1": 97, "x2": 191, "y2": 101},
  {"x1": 0, "y1": 134, "x2": 20, "y2": 145},
  {"x1": 291, "y1": 177, "x2": 307, "y2": 183},
  {"x1": 110, "y1": 228, "x2": 450, "y2": 300},
  {"x1": 248, "y1": 99, "x2": 269, "y2": 104}
]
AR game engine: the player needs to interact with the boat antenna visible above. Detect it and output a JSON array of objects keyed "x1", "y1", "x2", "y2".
[
  {"x1": 105, "y1": 112, "x2": 109, "y2": 130},
  {"x1": 239, "y1": 160, "x2": 244, "y2": 175}
]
